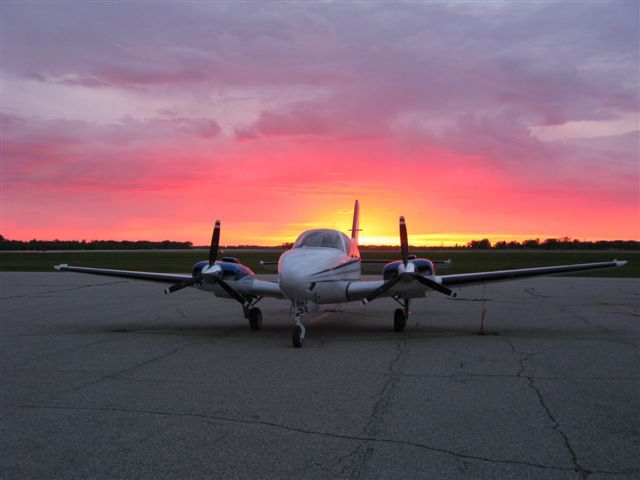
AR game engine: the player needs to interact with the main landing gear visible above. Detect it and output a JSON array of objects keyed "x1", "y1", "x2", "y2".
[
  {"x1": 248, "y1": 308, "x2": 262, "y2": 330},
  {"x1": 243, "y1": 298, "x2": 263, "y2": 331},
  {"x1": 392, "y1": 297, "x2": 410, "y2": 332},
  {"x1": 291, "y1": 301, "x2": 306, "y2": 348}
]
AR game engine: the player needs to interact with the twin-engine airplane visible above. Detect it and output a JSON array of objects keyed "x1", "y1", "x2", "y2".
[{"x1": 56, "y1": 201, "x2": 626, "y2": 347}]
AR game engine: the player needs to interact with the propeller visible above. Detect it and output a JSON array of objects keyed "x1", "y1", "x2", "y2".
[
  {"x1": 400, "y1": 216, "x2": 409, "y2": 267},
  {"x1": 209, "y1": 220, "x2": 220, "y2": 266},
  {"x1": 362, "y1": 216, "x2": 456, "y2": 304},
  {"x1": 164, "y1": 220, "x2": 248, "y2": 305}
]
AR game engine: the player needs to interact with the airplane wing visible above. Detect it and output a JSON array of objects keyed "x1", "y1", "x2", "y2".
[
  {"x1": 438, "y1": 260, "x2": 627, "y2": 287},
  {"x1": 54, "y1": 264, "x2": 285, "y2": 299},
  {"x1": 54, "y1": 264, "x2": 192, "y2": 283},
  {"x1": 347, "y1": 260, "x2": 627, "y2": 302}
]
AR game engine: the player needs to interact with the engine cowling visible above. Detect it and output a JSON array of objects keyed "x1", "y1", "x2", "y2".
[
  {"x1": 382, "y1": 258, "x2": 434, "y2": 281},
  {"x1": 191, "y1": 260, "x2": 254, "y2": 281}
]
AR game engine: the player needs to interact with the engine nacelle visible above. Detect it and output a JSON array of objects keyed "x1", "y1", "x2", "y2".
[
  {"x1": 191, "y1": 260, "x2": 254, "y2": 281},
  {"x1": 382, "y1": 258, "x2": 434, "y2": 281}
]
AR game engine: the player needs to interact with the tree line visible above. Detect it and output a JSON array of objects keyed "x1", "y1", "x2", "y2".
[
  {"x1": 0, "y1": 236, "x2": 193, "y2": 251},
  {"x1": 466, "y1": 238, "x2": 639, "y2": 250}
]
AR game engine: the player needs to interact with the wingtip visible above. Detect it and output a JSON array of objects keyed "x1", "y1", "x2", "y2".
[
  {"x1": 614, "y1": 260, "x2": 628, "y2": 267},
  {"x1": 54, "y1": 264, "x2": 68, "y2": 271},
  {"x1": 361, "y1": 299, "x2": 369, "y2": 306}
]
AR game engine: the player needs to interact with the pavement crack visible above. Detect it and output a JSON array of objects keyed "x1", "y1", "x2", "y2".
[
  {"x1": 396, "y1": 372, "x2": 636, "y2": 382},
  {"x1": 0, "y1": 337, "x2": 121, "y2": 372},
  {"x1": 0, "y1": 280, "x2": 129, "y2": 300},
  {"x1": 68, "y1": 341, "x2": 199, "y2": 392},
  {"x1": 504, "y1": 337, "x2": 593, "y2": 479},
  {"x1": 449, "y1": 297, "x2": 492, "y2": 302},
  {"x1": 524, "y1": 288, "x2": 551, "y2": 299},
  {"x1": 527, "y1": 377, "x2": 592, "y2": 479},
  {"x1": 5, "y1": 402, "x2": 631, "y2": 476},
  {"x1": 503, "y1": 338, "x2": 535, "y2": 378},
  {"x1": 557, "y1": 305, "x2": 611, "y2": 334}
]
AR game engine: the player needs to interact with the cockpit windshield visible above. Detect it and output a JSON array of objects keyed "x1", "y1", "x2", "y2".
[{"x1": 292, "y1": 229, "x2": 348, "y2": 252}]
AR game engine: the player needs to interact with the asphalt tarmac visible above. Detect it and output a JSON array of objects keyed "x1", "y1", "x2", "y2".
[{"x1": 1, "y1": 272, "x2": 638, "y2": 479}]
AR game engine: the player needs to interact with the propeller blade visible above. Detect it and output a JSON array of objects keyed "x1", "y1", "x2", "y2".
[
  {"x1": 209, "y1": 220, "x2": 221, "y2": 266},
  {"x1": 362, "y1": 273, "x2": 406, "y2": 304},
  {"x1": 214, "y1": 278, "x2": 248, "y2": 305},
  {"x1": 164, "y1": 277, "x2": 199, "y2": 295},
  {"x1": 411, "y1": 274, "x2": 457, "y2": 297},
  {"x1": 399, "y1": 216, "x2": 409, "y2": 267}
]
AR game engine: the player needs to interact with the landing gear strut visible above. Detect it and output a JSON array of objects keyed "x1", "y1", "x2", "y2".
[
  {"x1": 393, "y1": 297, "x2": 410, "y2": 332},
  {"x1": 291, "y1": 301, "x2": 306, "y2": 348}
]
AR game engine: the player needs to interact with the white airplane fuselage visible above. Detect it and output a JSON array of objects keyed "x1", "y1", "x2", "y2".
[{"x1": 277, "y1": 229, "x2": 361, "y2": 304}]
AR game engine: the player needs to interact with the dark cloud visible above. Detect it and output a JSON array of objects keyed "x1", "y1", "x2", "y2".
[{"x1": 3, "y1": 3, "x2": 636, "y2": 114}]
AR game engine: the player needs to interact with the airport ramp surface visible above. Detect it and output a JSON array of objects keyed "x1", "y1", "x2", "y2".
[{"x1": 1, "y1": 273, "x2": 638, "y2": 479}]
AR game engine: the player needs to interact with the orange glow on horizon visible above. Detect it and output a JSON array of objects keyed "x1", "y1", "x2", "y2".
[{"x1": 3, "y1": 126, "x2": 638, "y2": 245}]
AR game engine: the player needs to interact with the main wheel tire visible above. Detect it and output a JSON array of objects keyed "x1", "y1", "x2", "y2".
[
  {"x1": 248, "y1": 308, "x2": 262, "y2": 330},
  {"x1": 292, "y1": 325, "x2": 304, "y2": 348},
  {"x1": 394, "y1": 308, "x2": 406, "y2": 332}
]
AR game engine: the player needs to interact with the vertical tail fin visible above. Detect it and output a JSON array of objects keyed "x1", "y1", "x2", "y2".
[{"x1": 351, "y1": 199, "x2": 360, "y2": 245}]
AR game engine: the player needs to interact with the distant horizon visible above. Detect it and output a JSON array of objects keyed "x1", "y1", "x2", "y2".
[{"x1": 3, "y1": 235, "x2": 638, "y2": 249}]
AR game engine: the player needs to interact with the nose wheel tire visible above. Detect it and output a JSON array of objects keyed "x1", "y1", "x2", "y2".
[
  {"x1": 248, "y1": 308, "x2": 262, "y2": 330},
  {"x1": 292, "y1": 325, "x2": 304, "y2": 348},
  {"x1": 394, "y1": 308, "x2": 406, "y2": 332}
]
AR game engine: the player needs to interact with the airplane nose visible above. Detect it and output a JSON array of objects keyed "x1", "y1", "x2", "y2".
[
  {"x1": 279, "y1": 268, "x2": 308, "y2": 299},
  {"x1": 278, "y1": 248, "x2": 345, "y2": 300},
  {"x1": 278, "y1": 250, "x2": 319, "y2": 299}
]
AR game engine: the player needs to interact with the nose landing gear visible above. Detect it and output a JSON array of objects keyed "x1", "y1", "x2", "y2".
[
  {"x1": 291, "y1": 301, "x2": 307, "y2": 348},
  {"x1": 394, "y1": 308, "x2": 406, "y2": 332}
]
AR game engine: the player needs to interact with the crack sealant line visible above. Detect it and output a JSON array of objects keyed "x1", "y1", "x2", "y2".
[
  {"x1": 527, "y1": 377, "x2": 592, "y2": 480},
  {"x1": 338, "y1": 340, "x2": 407, "y2": 479},
  {"x1": 3, "y1": 403, "x2": 635, "y2": 476}
]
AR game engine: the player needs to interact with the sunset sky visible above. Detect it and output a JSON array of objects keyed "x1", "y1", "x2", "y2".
[{"x1": 2, "y1": 2, "x2": 638, "y2": 246}]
